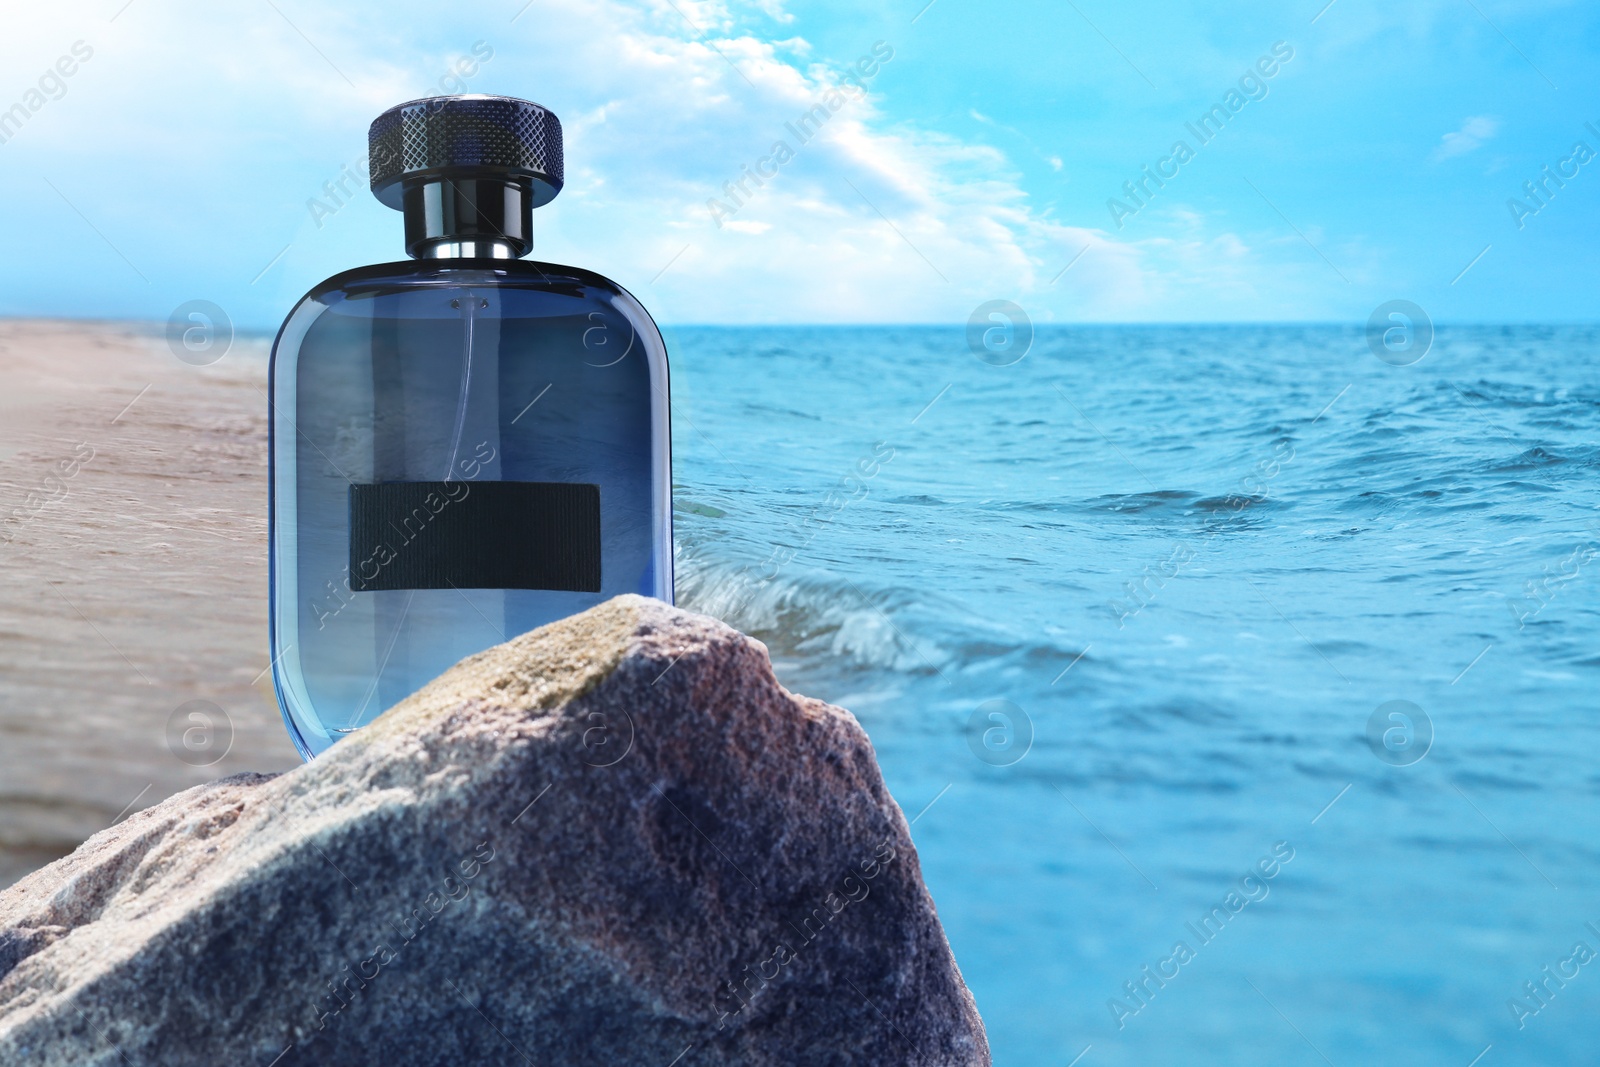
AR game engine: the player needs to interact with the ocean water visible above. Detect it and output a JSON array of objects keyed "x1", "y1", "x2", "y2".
[{"x1": 665, "y1": 324, "x2": 1600, "y2": 1066}]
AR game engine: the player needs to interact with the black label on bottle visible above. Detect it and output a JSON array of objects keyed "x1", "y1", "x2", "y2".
[{"x1": 348, "y1": 481, "x2": 601, "y2": 593}]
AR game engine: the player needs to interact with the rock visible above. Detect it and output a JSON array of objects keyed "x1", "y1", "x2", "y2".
[{"x1": 0, "y1": 595, "x2": 989, "y2": 1065}]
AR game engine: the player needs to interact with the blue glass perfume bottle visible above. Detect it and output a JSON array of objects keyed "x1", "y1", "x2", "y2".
[{"x1": 269, "y1": 95, "x2": 672, "y2": 759}]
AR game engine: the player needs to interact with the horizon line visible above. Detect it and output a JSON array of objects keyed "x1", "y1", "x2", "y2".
[{"x1": 7, "y1": 315, "x2": 1600, "y2": 335}]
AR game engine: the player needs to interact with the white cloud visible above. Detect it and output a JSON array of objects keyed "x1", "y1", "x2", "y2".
[
  {"x1": 0, "y1": 0, "x2": 1349, "y2": 324},
  {"x1": 1431, "y1": 115, "x2": 1499, "y2": 162}
]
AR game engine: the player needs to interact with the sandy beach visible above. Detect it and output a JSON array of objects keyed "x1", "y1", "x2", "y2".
[{"x1": 0, "y1": 320, "x2": 301, "y2": 888}]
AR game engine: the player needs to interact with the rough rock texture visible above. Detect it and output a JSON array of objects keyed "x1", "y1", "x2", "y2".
[{"x1": 0, "y1": 595, "x2": 988, "y2": 1065}]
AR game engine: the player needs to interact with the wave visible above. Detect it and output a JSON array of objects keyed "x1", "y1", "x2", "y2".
[{"x1": 673, "y1": 544, "x2": 1089, "y2": 680}]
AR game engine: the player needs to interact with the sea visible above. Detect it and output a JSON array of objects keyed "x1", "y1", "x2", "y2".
[{"x1": 665, "y1": 324, "x2": 1600, "y2": 1066}]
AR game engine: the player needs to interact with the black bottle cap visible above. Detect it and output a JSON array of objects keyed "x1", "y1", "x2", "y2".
[{"x1": 368, "y1": 95, "x2": 564, "y2": 258}]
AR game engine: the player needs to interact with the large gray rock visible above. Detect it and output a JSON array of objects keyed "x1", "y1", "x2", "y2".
[{"x1": 0, "y1": 595, "x2": 988, "y2": 1065}]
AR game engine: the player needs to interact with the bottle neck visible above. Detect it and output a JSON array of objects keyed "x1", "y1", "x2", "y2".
[
  {"x1": 401, "y1": 177, "x2": 533, "y2": 259},
  {"x1": 418, "y1": 239, "x2": 520, "y2": 259}
]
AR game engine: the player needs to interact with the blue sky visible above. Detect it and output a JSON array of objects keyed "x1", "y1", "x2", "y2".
[{"x1": 0, "y1": 0, "x2": 1595, "y2": 325}]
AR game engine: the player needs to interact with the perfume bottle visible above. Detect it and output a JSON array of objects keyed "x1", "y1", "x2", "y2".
[{"x1": 269, "y1": 95, "x2": 672, "y2": 759}]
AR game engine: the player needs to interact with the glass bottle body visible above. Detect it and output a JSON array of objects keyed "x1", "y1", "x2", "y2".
[{"x1": 269, "y1": 259, "x2": 672, "y2": 759}]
